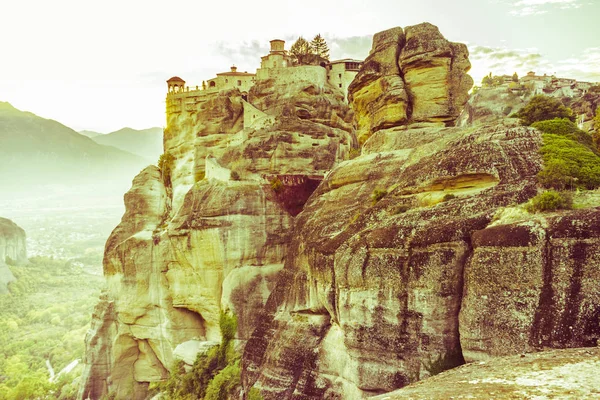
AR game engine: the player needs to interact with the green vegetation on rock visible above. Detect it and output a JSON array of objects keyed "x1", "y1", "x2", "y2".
[
  {"x1": 515, "y1": 95, "x2": 575, "y2": 126},
  {"x1": 534, "y1": 119, "x2": 600, "y2": 190},
  {"x1": 195, "y1": 170, "x2": 206, "y2": 183},
  {"x1": 310, "y1": 34, "x2": 329, "y2": 61},
  {"x1": 593, "y1": 106, "x2": 600, "y2": 151},
  {"x1": 270, "y1": 177, "x2": 283, "y2": 193},
  {"x1": 442, "y1": 193, "x2": 457, "y2": 202},
  {"x1": 525, "y1": 190, "x2": 573, "y2": 212},
  {"x1": 371, "y1": 188, "x2": 388, "y2": 205},
  {"x1": 289, "y1": 34, "x2": 330, "y2": 65},
  {"x1": 158, "y1": 152, "x2": 176, "y2": 187},
  {"x1": 156, "y1": 312, "x2": 259, "y2": 400}
]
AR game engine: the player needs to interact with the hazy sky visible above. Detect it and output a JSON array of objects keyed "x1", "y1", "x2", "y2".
[{"x1": 1, "y1": 0, "x2": 598, "y2": 132}]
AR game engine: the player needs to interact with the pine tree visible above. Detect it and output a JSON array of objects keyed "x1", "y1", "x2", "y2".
[
  {"x1": 310, "y1": 34, "x2": 330, "y2": 61},
  {"x1": 290, "y1": 37, "x2": 311, "y2": 65},
  {"x1": 512, "y1": 72, "x2": 519, "y2": 82}
]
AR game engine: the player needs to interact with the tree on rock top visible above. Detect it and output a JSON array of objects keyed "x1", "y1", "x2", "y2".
[
  {"x1": 290, "y1": 34, "x2": 330, "y2": 66},
  {"x1": 290, "y1": 36, "x2": 311, "y2": 65},
  {"x1": 515, "y1": 95, "x2": 575, "y2": 126},
  {"x1": 310, "y1": 34, "x2": 329, "y2": 61}
]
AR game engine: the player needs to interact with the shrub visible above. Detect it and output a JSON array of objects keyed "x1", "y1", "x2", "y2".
[
  {"x1": 525, "y1": 190, "x2": 573, "y2": 212},
  {"x1": 247, "y1": 388, "x2": 265, "y2": 400},
  {"x1": 533, "y1": 119, "x2": 595, "y2": 149},
  {"x1": 195, "y1": 170, "x2": 205, "y2": 183},
  {"x1": 159, "y1": 312, "x2": 239, "y2": 399},
  {"x1": 230, "y1": 170, "x2": 240, "y2": 181},
  {"x1": 158, "y1": 152, "x2": 176, "y2": 188},
  {"x1": 348, "y1": 148, "x2": 361, "y2": 160},
  {"x1": 270, "y1": 177, "x2": 283, "y2": 193},
  {"x1": 441, "y1": 193, "x2": 457, "y2": 202},
  {"x1": 533, "y1": 119, "x2": 600, "y2": 190},
  {"x1": 392, "y1": 204, "x2": 410, "y2": 214},
  {"x1": 593, "y1": 106, "x2": 600, "y2": 152},
  {"x1": 371, "y1": 189, "x2": 387, "y2": 205},
  {"x1": 515, "y1": 95, "x2": 575, "y2": 126},
  {"x1": 204, "y1": 361, "x2": 241, "y2": 400}
]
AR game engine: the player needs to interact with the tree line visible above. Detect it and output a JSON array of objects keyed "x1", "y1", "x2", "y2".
[{"x1": 289, "y1": 34, "x2": 330, "y2": 65}]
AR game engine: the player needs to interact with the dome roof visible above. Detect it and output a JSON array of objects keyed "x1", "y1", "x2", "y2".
[{"x1": 167, "y1": 76, "x2": 185, "y2": 83}]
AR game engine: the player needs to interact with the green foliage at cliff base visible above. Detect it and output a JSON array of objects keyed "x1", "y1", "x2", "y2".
[{"x1": 156, "y1": 312, "x2": 263, "y2": 400}]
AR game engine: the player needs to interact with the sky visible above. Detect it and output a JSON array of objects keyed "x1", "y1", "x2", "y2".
[{"x1": 0, "y1": 0, "x2": 598, "y2": 132}]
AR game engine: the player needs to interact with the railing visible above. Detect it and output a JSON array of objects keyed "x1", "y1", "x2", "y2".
[{"x1": 167, "y1": 87, "x2": 220, "y2": 97}]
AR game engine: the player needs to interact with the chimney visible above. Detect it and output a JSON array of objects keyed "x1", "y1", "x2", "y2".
[{"x1": 231, "y1": 66, "x2": 237, "y2": 73}]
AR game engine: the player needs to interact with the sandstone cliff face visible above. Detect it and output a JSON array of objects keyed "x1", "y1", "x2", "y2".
[
  {"x1": 0, "y1": 217, "x2": 26, "y2": 294},
  {"x1": 80, "y1": 63, "x2": 353, "y2": 399},
  {"x1": 82, "y1": 23, "x2": 600, "y2": 400},
  {"x1": 242, "y1": 122, "x2": 548, "y2": 398},
  {"x1": 241, "y1": 27, "x2": 600, "y2": 399},
  {"x1": 348, "y1": 23, "x2": 473, "y2": 144}
]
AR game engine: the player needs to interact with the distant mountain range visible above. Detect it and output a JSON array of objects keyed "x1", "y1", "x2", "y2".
[
  {"x1": 0, "y1": 102, "x2": 151, "y2": 188},
  {"x1": 89, "y1": 127, "x2": 163, "y2": 160}
]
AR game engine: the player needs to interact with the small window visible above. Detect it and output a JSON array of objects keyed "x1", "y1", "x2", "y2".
[
  {"x1": 209, "y1": 81, "x2": 216, "y2": 87},
  {"x1": 338, "y1": 73, "x2": 342, "y2": 78},
  {"x1": 238, "y1": 80, "x2": 242, "y2": 86},
  {"x1": 339, "y1": 84, "x2": 342, "y2": 88},
  {"x1": 225, "y1": 79, "x2": 228, "y2": 83}
]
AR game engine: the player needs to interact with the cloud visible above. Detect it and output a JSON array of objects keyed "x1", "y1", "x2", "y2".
[
  {"x1": 554, "y1": 47, "x2": 600, "y2": 83},
  {"x1": 501, "y1": 0, "x2": 585, "y2": 16},
  {"x1": 328, "y1": 35, "x2": 373, "y2": 61},
  {"x1": 213, "y1": 40, "x2": 270, "y2": 70}
]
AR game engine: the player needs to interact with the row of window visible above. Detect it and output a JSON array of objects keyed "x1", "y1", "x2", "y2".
[{"x1": 209, "y1": 79, "x2": 248, "y2": 87}]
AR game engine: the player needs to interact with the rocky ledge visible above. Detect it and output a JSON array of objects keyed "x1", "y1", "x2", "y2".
[{"x1": 373, "y1": 347, "x2": 600, "y2": 399}]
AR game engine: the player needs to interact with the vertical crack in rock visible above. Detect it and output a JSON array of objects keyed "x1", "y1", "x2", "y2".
[
  {"x1": 556, "y1": 242, "x2": 586, "y2": 346},
  {"x1": 530, "y1": 236, "x2": 557, "y2": 348}
]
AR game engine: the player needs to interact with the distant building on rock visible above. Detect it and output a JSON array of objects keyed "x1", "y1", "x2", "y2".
[
  {"x1": 206, "y1": 66, "x2": 255, "y2": 94},
  {"x1": 480, "y1": 70, "x2": 598, "y2": 98}
]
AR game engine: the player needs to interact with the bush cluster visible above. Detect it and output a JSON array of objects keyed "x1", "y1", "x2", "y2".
[
  {"x1": 157, "y1": 312, "x2": 263, "y2": 400},
  {"x1": 525, "y1": 190, "x2": 573, "y2": 212},
  {"x1": 534, "y1": 119, "x2": 600, "y2": 190},
  {"x1": 371, "y1": 189, "x2": 387, "y2": 205},
  {"x1": 515, "y1": 95, "x2": 575, "y2": 126}
]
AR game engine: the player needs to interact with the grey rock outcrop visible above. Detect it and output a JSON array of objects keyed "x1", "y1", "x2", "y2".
[
  {"x1": 348, "y1": 23, "x2": 473, "y2": 144},
  {"x1": 0, "y1": 217, "x2": 26, "y2": 294}
]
